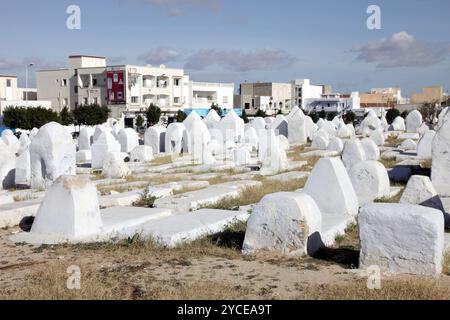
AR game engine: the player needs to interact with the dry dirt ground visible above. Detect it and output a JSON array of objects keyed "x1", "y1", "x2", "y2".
[{"x1": 1, "y1": 225, "x2": 450, "y2": 300}]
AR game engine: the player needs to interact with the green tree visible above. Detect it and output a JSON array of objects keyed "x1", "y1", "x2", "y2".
[
  {"x1": 241, "y1": 109, "x2": 249, "y2": 123},
  {"x1": 343, "y1": 111, "x2": 355, "y2": 125},
  {"x1": 326, "y1": 112, "x2": 337, "y2": 121},
  {"x1": 72, "y1": 104, "x2": 109, "y2": 126},
  {"x1": 135, "y1": 114, "x2": 145, "y2": 128},
  {"x1": 59, "y1": 107, "x2": 74, "y2": 126},
  {"x1": 210, "y1": 103, "x2": 223, "y2": 117},
  {"x1": 385, "y1": 108, "x2": 400, "y2": 124},
  {"x1": 400, "y1": 110, "x2": 409, "y2": 119},
  {"x1": 144, "y1": 104, "x2": 161, "y2": 127},
  {"x1": 255, "y1": 109, "x2": 267, "y2": 117},
  {"x1": 318, "y1": 110, "x2": 326, "y2": 119},
  {"x1": 308, "y1": 112, "x2": 319, "y2": 123},
  {"x1": 419, "y1": 102, "x2": 439, "y2": 124},
  {"x1": 3, "y1": 106, "x2": 59, "y2": 130},
  {"x1": 176, "y1": 110, "x2": 187, "y2": 122}
]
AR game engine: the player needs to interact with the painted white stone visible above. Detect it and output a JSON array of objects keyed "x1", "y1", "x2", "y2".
[
  {"x1": 304, "y1": 157, "x2": 359, "y2": 217},
  {"x1": 203, "y1": 109, "x2": 221, "y2": 129},
  {"x1": 437, "y1": 107, "x2": 449, "y2": 129},
  {"x1": 359, "y1": 113, "x2": 381, "y2": 135},
  {"x1": 349, "y1": 160, "x2": 390, "y2": 205},
  {"x1": 400, "y1": 139, "x2": 417, "y2": 151},
  {"x1": 337, "y1": 121, "x2": 351, "y2": 138},
  {"x1": 432, "y1": 114, "x2": 450, "y2": 196},
  {"x1": 398, "y1": 132, "x2": 420, "y2": 140},
  {"x1": 165, "y1": 123, "x2": 187, "y2": 154},
  {"x1": 76, "y1": 150, "x2": 91, "y2": 163},
  {"x1": 277, "y1": 135, "x2": 290, "y2": 151},
  {"x1": 102, "y1": 152, "x2": 131, "y2": 179},
  {"x1": 321, "y1": 121, "x2": 336, "y2": 137},
  {"x1": 130, "y1": 145, "x2": 154, "y2": 162},
  {"x1": 144, "y1": 126, "x2": 166, "y2": 154},
  {"x1": 250, "y1": 117, "x2": 266, "y2": 131},
  {"x1": 1, "y1": 130, "x2": 20, "y2": 154},
  {"x1": 311, "y1": 134, "x2": 329, "y2": 150},
  {"x1": 316, "y1": 118, "x2": 325, "y2": 129},
  {"x1": 327, "y1": 137, "x2": 344, "y2": 153},
  {"x1": 359, "y1": 203, "x2": 444, "y2": 276},
  {"x1": 29, "y1": 128, "x2": 39, "y2": 140},
  {"x1": 30, "y1": 175, "x2": 102, "y2": 238},
  {"x1": 244, "y1": 127, "x2": 259, "y2": 152},
  {"x1": 187, "y1": 119, "x2": 211, "y2": 161},
  {"x1": 341, "y1": 139, "x2": 366, "y2": 170},
  {"x1": 93, "y1": 125, "x2": 111, "y2": 143},
  {"x1": 183, "y1": 110, "x2": 202, "y2": 133},
  {"x1": 305, "y1": 116, "x2": 317, "y2": 140},
  {"x1": 369, "y1": 129, "x2": 385, "y2": 146},
  {"x1": 78, "y1": 127, "x2": 94, "y2": 151},
  {"x1": 400, "y1": 175, "x2": 445, "y2": 214},
  {"x1": 91, "y1": 131, "x2": 121, "y2": 169},
  {"x1": 243, "y1": 192, "x2": 322, "y2": 256},
  {"x1": 331, "y1": 116, "x2": 340, "y2": 127},
  {"x1": 117, "y1": 128, "x2": 139, "y2": 153},
  {"x1": 15, "y1": 134, "x2": 31, "y2": 186},
  {"x1": 406, "y1": 110, "x2": 423, "y2": 133},
  {"x1": 138, "y1": 209, "x2": 248, "y2": 248},
  {"x1": 390, "y1": 116, "x2": 406, "y2": 131},
  {"x1": 288, "y1": 107, "x2": 307, "y2": 145},
  {"x1": 0, "y1": 140, "x2": 16, "y2": 189},
  {"x1": 219, "y1": 110, "x2": 245, "y2": 143},
  {"x1": 418, "y1": 123, "x2": 430, "y2": 137},
  {"x1": 233, "y1": 147, "x2": 252, "y2": 166},
  {"x1": 30, "y1": 122, "x2": 76, "y2": 189},
  {"x1": 265, "y1": 117, "x2": 275, "y2": 125},
  {"x1": 417, "y1": 130, "x2": 435, "y2": 159},
  {"x1": 346, "y1": 123, "x2": 356, "y2": 137},
  {"x1": 361, "y1": 138, "x2": 380, "y2": 161},
  {"x1": 272, "y1": 115, "x2": 288, "y2": 137}
]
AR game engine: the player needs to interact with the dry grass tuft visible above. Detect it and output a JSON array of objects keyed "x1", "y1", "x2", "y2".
[
  {"x1": 299, "y1": 279, "x2": 450, "y2": 300},
  {"x1": 421, "y1": 159, "x2": 432, "y2": 169},
  {"x1": 375, "y1": 188, "x2": 404, "y2": 204},
  {"x1": 384, "y1": 135, "x2": 405, "y2": 148},
  {"x1": 151, "y1": 155, "x2": 173, "y2": 165},
  {"x1": 379, "y1": 157, "x2": 400, "y2": 169},
  {"x1": 204, "y1": 177, "x2": 307, "y2": 210}
]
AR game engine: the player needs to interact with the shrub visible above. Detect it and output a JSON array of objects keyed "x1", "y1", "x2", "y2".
[
  {"x1": 145, "y1": 104, "x2": 161, "y2": 127},
  {"x1": 72, "y1": 104, "x2": 109, "y2": 126},
  {"x1": 3, "y1": 106, "x2": 60, "y2": 130},
  {"x1": 385, "y1": 108, "x2": 400, "y2": 124}
]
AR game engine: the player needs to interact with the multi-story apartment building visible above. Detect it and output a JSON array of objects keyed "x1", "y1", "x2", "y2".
[
  {"x1": 291, "y1": 79, "x2": 326, "y2": 110},
  {"x1": 0, "y1": 75, "x2": 51, "y2": 116},
  {"x1": 37, "y1": 55, "x2": 235, "y2": 123},
  {"x1": 360, "y1": 87, "x2": 407, "y2": 108},
  {"x1": 240, "y1": 82, "x2": 292, "y2": 116},
  {"x1": 411, "y1": 86, "x2": 444, "y2": 105}
]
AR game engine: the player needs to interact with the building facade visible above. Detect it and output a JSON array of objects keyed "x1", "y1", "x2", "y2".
[
  {"x1": 0, "y1": 75, "x2": 51, "y2": 116},
  {"x1": 291, "y1": 79, "x2": 326, "y2": 110},
  {"x1": 304, "y1": 92, "x2": 360, "y2": 114},
  {"x1": 411, "y1": 86, "x2": 444, "y2": 105},
  {"x1": 37, "y1": 55, "x2": 235, "y2": 123},
  {"x1": 360, "y1": 87, "x2": 407, "y2": 108},
  {"x1": 240, "y1": 82, "x2": 292, "y2": 116}
]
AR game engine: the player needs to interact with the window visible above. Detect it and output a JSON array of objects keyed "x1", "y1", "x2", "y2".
[
  {"x1": 93, "y1": 79, "x2": 98, "y2": 86},
  {"x1": 174, "y1": 97, "x2": 180, "y2": 104},
  {"x1": 83, "y1": 97, "x2": 88, "y2": 105},
  {"x1": 74, "y1": 86, "x2": 78, "y2": 94},
  {"x1": 63, "y1": 98, "x2": 68, "y2": 107},
  {"x1": 245, "y1": 103, "x2": 250, "y2": 110},
  {"x1": 117, "y1": 91, "x2": 123, "y2": 100},
  {"x1": 62, "y1": 79, "x2": 67, "y2": 87},
  {"x1": 113, "y1": 73, "x2": 118, "y2": 82},
  {"x1": 174, "y1": 78, "x2": 180, "y2": 86},
  {"x1": 93, "y1": 97, "x2": 98, "y2": 105},
  {"x1": 6, "y1": 79, "x2": 11, "y2": 87},
  {"x1": 107, "y1": 78, "x2": 112, "y2": 89},
  {"x1": 223, "y1": 96, "x2": 229, "y2": 104},
  {"x1": 131, "y1": 96, "x2": 139, "y2": 103}
]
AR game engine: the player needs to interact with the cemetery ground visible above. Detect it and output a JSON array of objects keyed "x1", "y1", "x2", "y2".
[
  {"x1": 1, "y1": 223, "x2": 450, "y2": 300},
  {"x1": 1, "y1": 142, "x2": 450, "y2": 300}
]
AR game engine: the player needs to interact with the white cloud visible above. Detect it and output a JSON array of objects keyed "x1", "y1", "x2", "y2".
[
  {"x1": 352, "y1": 31, "x2": 450, "y2": 68},
  {"x1": 184, "y1": 49, "x2": 297, "y2": 72},
  {"x1": 138, "y1": 47, "x2": 182, "y2": 65}
]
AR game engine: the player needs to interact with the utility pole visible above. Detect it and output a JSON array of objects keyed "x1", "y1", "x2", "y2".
[{"x1": 25, "y1": 63, "x2": 35, "y2": 107}]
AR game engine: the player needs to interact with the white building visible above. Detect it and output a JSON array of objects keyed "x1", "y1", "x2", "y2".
[
  {"x1": 37, "y1": 55, "x2": 235, "y2": 123},
  {"x1": 0, "y1": 75, "x2": 51, "y2": 116},
  {"x1": 291, "y1": 79, "x2": 325, "y2": 110},
  {"x1": 304, "y1": 92, "x2": 360, "y2": 114}
]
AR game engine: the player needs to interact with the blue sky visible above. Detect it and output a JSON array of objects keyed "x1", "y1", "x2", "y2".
[{"x1": 0, "y1": 0, "x2": 449, "y2": 96}]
